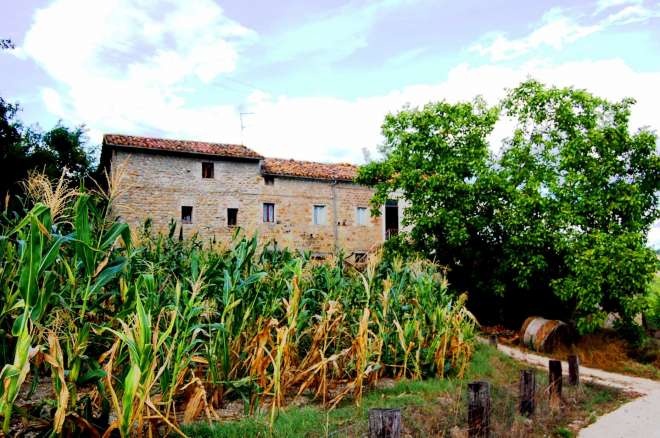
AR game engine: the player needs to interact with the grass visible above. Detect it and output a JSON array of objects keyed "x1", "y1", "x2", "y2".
[{"x1": 181, "y1": 344, "x2": 631, "y2": 437}]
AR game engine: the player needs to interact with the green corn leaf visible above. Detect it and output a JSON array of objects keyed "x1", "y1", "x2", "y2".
[
  {"x1": 73, "y1": 195, "x2": 95, "y2": 276},
  {"x1": 100, "y1": 222, "x2": 130, "y2": 251},
  {"x1": 120, "y1": 363, "x2": 141, "y2": 436},
  {"x1": 8, "y1": 203, "x2": 49, "y2": 236},
  {"x1": 79, "y1": 368, "x2": 107, "y2": 384},
  {"x1": 89, "y1": 257, "x2": 127, "y2": 295},
  {"x1": 38, "y1": 234, "x2": 67, "y2": 273}
]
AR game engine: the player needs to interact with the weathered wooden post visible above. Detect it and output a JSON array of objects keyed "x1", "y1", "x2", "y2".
[
  {"x1": 468, "y1": 381, "x2": 491, "y2": 438},
  {"x1": 368, "y1": 408, "x2": 401, "y2": 438},
  {"x1": 488, "y1": 335, "x2": 497, "y2": 347},
  {"x1": 568, "y1": 355, "x2": 580, "y2": 386},
  {"x1": 548, "y1": 360, "x2": 562, "y2": 409},
  {"x1": 519, "y1": 369, "x2": 536, "y2": 417}
]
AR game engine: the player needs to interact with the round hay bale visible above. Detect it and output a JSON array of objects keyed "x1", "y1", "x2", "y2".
[{"x1": 520, "y1": 317, "x2": 569, "y2": 352}]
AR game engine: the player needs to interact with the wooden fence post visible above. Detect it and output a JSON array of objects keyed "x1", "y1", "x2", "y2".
[
  {"x1": 468, "y1": 381, "x2": 491, "y2": 438},
  {"x1": 488, "y1": 335, "x2": 497, "y2": 347},
  {"x1": 519, "y1": 369, "x2": 536, "y2": 417},
  {"x1": 368, "y1": 408, "x2": 401, "y2": 438},
  {"x1": 548, "y1": 360, "x2": 562, "y2": 409},
  {"x1": 568, "y1": 355, "x2": 580, "y2": 386}
]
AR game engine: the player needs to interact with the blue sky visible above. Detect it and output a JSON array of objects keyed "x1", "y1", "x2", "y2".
[{"x1": 2, "y1": 0, "x2": 660, "y2": 244}]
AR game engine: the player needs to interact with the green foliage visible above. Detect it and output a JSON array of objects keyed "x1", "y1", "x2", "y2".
[
  {"x1": 0, "y1": 180, "x2": 476, "y2": 435},
  {"x1": 357, "y1": 80, "x2": 660, "y2": 333},
  {"x1": 644, "y1": 275, "x2": 660, "y2": 331}
]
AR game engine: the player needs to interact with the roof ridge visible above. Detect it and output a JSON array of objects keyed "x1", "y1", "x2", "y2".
[
  {"x1": 264, "y1": 157, "x2": 358, "y2": 166},
  {"x1": 262, "y1": 157, "x2": 358, "y2": 181},
  {"x1": 103, "y1": 133, "x2": 263, "y2": 159},
  {"x1": 103, "y1": 133, "x2": 246, "y2": 147}
]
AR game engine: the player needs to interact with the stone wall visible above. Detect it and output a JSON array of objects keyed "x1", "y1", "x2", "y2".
[{"x1": 111, "y1": 150, "x2": 384, "y2": 255}]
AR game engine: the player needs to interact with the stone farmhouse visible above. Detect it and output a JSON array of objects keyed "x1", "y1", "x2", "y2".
[{"x1": 100, "y1": 134, "x2": 402, "y2": 259}]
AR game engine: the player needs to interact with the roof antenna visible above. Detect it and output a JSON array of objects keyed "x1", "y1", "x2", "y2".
[{"x1": 240, "y1": 112, "x2": 255, "y2": 145}]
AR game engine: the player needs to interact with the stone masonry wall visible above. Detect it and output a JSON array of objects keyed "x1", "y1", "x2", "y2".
[{"x1": 111, "y1": 150, "x2": 384, "y2": 254}]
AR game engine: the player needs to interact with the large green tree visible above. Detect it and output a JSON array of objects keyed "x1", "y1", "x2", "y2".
[
  {"x1": 358, "y1": 81, "x2": 660, "y2": 333},
  {"x1": 499, "y1": 81, "x2": 659, "y2": 332}
]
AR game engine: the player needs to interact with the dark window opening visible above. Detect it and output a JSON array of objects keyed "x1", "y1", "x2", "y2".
[
  {"x1": 264, "y1": 175, "x2": 275, "y2": 185},
  {"x1": 202, "y1": 162, "x2": 214, "y2": 178},
  {"x1": 227, "y1": 208, "x2": 238, "y2": 227},
  {"x1": 181, "y1": 206, "x2": 193, "y2": 224},
  {"x1": 263, "y1": 203, "x2": 275, "y2": 223},
  {"x1": 311, "y1": 253, "x2": 326, "y2": 261},
  {"x1": 354, "y1": 252, "x2": 367, "y2": 263},
  {"x1": 385, "y1": 199, "x2": 398, "y2": 239}
]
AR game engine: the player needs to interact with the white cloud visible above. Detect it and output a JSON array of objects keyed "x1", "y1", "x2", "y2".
[
  {"x1": 235, "y1": 59, "x2": 660, "y2": 165},
  {"x1": 265, "y1": 0, "x2": 409, "y2": 64},
  {"x1": 41, "y1": 87, "x2": 64, "y2": 116},
  {"x1": 470, "y1": 9, "x2": 601, "y2": 61},
  {"x1": 470, "y1": 3, "x2": 660, "y2": 61},
  {"x1": 17, "y1": 1, "x2": 660, "y2": 171},
  {"x1": 595, "y1": 0, "x2": 643, "y2": 14},
  {"x1": 602, "y1": 4, "x2": 660, "y2": 25},
  {"x1": 19, "y1": 0, "x2": 255, "y2": 140}
]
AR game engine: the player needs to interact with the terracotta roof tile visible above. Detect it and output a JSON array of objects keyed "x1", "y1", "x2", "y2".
[
  {"x1": 262, "y1": 158, "x2": 357, "y2": 181},
  {"x1": 103, "y1": 134, "x2": 263, "y2": 159}
]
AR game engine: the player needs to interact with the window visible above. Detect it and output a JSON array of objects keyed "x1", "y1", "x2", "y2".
[
  {"x1": 354, "y1": 252, "x2": 367, "y2": 263},
  {"x1": 356, "y1": 207, "x2": 368, "y2": 225},
  {"x1": 313, "y1": 205, "x2": 327, "y2": 225},
  {"x1": 181, "y1": 206, "x2": 193, "y2": 224},
  {"x1": 202, "y1": 162, "x2": 214, "y2": 179},
  {"x1": 263, "y1": 203, "x2": 275, "y2": 223},
  {"x1": 264, "y1": 175, "x2": 275, "y2": 186},
  {"x1": 227, "y1": 208, "x2": 238, "y2": 227}
]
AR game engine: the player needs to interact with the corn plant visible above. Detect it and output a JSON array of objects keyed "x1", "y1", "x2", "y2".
[{"x1": 0, "y1": 171, "x2": 478, "y2": 436}]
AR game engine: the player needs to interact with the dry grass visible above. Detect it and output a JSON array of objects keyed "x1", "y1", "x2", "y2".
[{"x1": 550, "y1": 331, "x2": 660, "y2": 380}]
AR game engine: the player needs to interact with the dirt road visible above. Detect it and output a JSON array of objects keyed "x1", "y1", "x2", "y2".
[{"x1": 494, "y1": 343, "x2": 660, "y2": 438}]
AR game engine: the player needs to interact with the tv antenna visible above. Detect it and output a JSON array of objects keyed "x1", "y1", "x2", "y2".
[{"x1": 240, "y1": 112, "x2": 255, "y2": 145}]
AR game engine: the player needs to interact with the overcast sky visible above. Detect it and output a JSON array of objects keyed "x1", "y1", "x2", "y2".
[{"x1": 2, "y1": 0, "x2": 659, "y2": 245}]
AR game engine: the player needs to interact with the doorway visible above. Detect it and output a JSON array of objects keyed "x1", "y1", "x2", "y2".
[{"x1": 385, "y1": 199, "x2": 398, "y2": 239}]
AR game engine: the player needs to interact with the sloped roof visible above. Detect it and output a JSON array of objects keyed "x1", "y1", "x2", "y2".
[
  {"x1": 262, "y1": 158, "x2": 357, "y2": 181},
  {"x1": 103, "y1": 134, "x2": 263, "y2": 160}
]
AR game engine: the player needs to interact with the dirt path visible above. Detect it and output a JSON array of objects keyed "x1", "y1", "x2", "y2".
[{"x1": 494, "y1": 343, "x2": 660, "y2": 438}]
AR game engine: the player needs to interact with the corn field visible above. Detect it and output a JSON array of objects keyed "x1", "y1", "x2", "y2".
[{"x1": 0, "y1": 172, "x2": 477, "y2": 437}]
